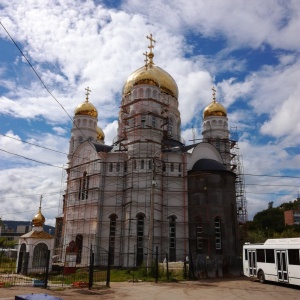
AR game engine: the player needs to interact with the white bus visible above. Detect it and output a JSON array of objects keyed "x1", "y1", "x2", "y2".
[{"x1": 243, "y1": 238, "x2": 300, "y2": 286}]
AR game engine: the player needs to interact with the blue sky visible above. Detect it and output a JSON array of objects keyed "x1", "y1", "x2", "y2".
[{"x1": 0, "y1": 0, "x2": 299, "y2": 226}]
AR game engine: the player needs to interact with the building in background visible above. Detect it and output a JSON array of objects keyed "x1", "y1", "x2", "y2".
[
  {"x1": 284, "y1": 210, "x2": 300, "y2": 225},
  {"x1": 56, "y1": 35, "x2": 247, "y2": 277}
]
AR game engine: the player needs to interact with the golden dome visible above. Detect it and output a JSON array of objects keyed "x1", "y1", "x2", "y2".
[
  {"x1": 32, "y1": 207, "x2": 45, "y2": 227},
  {"x1": 203, "y1": 100, "x2": 227, "y2": 118},
  {"x1": 74, "y1": 99, "x2": 98, "y2": 118},
  {"x1": 203, "y1": 87, "x2": 227, "y2": 118},
  {"x1": 123, "y1": 64, "x2": 178, "y2": 99},
  {"x1": 96, "y1": 126, "x2": 105, "y2": 141}
]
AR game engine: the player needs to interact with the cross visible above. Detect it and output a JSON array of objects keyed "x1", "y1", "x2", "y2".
[
  {"x1": 146, "y1": 33, "x2": 156, "y2": 53},
  {"x1": 40, "y1": 195, "x2": 43, "y2": 208},
  {"x1": 143, "y1": 51, "x2": 148, "y2": 67},
  {"x1": 212, "y1": 86, "x2": 216, "y2": 102},
  {"x1": 85, "y1": 86, "x2": 91, "y2": 101}
]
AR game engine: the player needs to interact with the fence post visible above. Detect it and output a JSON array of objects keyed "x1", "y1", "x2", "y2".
[
  {"x1": 88, "y1": 246, "x2": 94, "y2": 290},
  {"x1": 155, "y1": 246, "x2": 158, "y2": 283},
  {"x1": 165, "y1": 253, "x2": 169, "y2": 281},
  {"x1": 106, "y1": 249, "x2": 111, "y2": 287},
  {"x1": 44, "y1": 250, "x2": 50, "y2": 289}
]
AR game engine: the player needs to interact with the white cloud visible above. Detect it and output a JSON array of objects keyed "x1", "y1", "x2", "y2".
[{"x1": 124, "y1": 0, "x2": 300, "y2": 50}]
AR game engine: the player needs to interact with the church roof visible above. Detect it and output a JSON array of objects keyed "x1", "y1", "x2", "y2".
[
  {"x1": 192, "y1": 158, "x2": 227, "y2": 171},
  {"x1": 21, "y1": 230, "x2": 54, "y2": 239}
]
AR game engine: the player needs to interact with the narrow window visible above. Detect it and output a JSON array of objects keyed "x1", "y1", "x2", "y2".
[
  {"x1": 116, "y1": 163, "x2": 120, "y2": 172},
  {"x1": 170, "y1": 163, "x2": 174, "y2": 172},
  {"x1": 136, "y1": 213, "x2": 145, "y2": 266},
  {"x1": 139, "y1": 88, "x2": 143, "y2": 98},
  {"x1": 124, "y1": 162, "x2": 127, "y2": 173},
  {"x1": 141, "y1": 159, "x2": 144, "y2": 169},
  {"x1": 133, "y1": 160, "x2": 137, "y2": 170},
  {"x1": 215, "y1": 217, "x2": 222, "y2": 251},
  {"x1": 168, "y1": 117, "x2": 173, "y2": 137},
  {"x1": 109, "y1": 214, "x2": 117, "y2": 265},
  {"x1": 79, "y1": 171, "x2": 89, "y2": 200},
  {"x1": 168, "y1": 215, "x2": 177, "y2": 261},
  {"x1": 196, "y1": 224, "x2": 203, "y2": 252},
  {"x1": 152, "y1": 115, "x2": 156, "y2": 128},
  {"x1": 145, "y1": 88, "x2": 150, "y2": 98},
  {"x1": 109, "y1": 163, "x2": 113, "y2": 172},
  {"x1": 148, "y1": 160, "x2": 152, "y2": 170},
  {"x1": 141, "y1": 114, "x2": 146, "y2": 128},
  {"x1": 178, "y1": 163, "x2": 181, "y2": 172},
  {"x1": 216, "y1": 138, "x2": 220, "y2": 151},
  {"x1": 153, "y1": 90, "x2": 157, "y2": 99}
]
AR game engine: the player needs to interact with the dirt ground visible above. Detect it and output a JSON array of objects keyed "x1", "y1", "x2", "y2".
[{"x1": 0, "y1": 277, "x2": 299, "y2": 300}]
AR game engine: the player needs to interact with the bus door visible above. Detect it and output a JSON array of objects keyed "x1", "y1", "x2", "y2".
[
  {"x1": 248, "y1": 250, "x2": 257, "y2": 276},
  {"x1": 276, "y1": 250, "x2": 288, "y2": 282}
]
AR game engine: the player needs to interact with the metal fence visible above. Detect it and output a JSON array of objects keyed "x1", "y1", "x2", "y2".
[{"x1": 0, "y1": 245, "x2": 109, "y2": 289}]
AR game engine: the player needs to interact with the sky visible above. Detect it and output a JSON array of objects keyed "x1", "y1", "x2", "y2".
[{"x1": 0, "y1": 0, "x2": 299, "y2": 227}]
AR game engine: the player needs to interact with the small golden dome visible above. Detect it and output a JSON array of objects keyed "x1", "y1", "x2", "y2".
[
  {"x1": 203, "y1": 87, "x2": 227, "y2": 118},
  {"x1": 96, "y1": 126, "x2": 105, "y2": 141},
  {"x1": 74, "y1": 99, "x2": 98, "y2": 118},
  {"x1": 32, "y1": 207, "x2": 45, "y2": 227},
  {"x1": 203, "y1": 101, "x2": 227, "y2": 118},
  {"x1": 123, "y1": 64, "x2": 178, "y2": 99}
]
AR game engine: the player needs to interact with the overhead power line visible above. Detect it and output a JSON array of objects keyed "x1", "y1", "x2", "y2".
[
  {"x1": 0, "y1": 148, "x2": 64, "y2": 169},
  {"x1": 0, "y1": 133, "x2": 68, "y2": 156}
]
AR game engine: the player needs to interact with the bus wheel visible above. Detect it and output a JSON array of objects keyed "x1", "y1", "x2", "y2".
[{"x1": 258, "y1": 271, "x2": 265, "y2": 284}]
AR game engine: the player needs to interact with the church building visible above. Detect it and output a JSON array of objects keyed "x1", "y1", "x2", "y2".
[{"x1": 57, "y1": 35, "x2": 246, "y2": 277}]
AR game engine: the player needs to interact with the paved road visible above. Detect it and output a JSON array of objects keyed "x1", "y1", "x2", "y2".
[{"x1": 0, "y1": 278, "x2": 299, "y2": 300}]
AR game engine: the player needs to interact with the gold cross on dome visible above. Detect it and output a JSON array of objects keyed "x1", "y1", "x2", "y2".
[
  {"x1": 40, "y1": 195, "x2": 43, "y2": 208},
  {"x1": 85, "y1": 86, "x2": 91, "y2": 101},
  {"x1": 212, "y1": 86, "x2": 216, "y2": 102},
  {"x1": 146, "y1": 33, "x2": 156, "y2": 53},
  {"x1": 143, "y1": 51, "x2": 148, "y2": 67}
]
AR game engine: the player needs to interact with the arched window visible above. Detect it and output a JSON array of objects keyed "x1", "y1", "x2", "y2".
[
  {"x1": 109, "y1": 214, "x2": 118, "y2": 265},
  {"x1": 139, "y1": 88, "x2": 143, "y2": 98},
  {"x1": 83, "y1": 119, "x2": 87, "y2": 127},
  {"x1": 78, "y1": 136, "x2": 83, "y2": 144},
  {"x1": 215, "y1": 217, "x2": 222, "y2": 251},
  {"x1": 133, "y1": 160, "x2": 137, "y2": 170},
  {"x1": 141, "y1": 160, "x2": 144, "y2": 169},
  {"x1": 133, "y1": 90, "x2": 137, "y2": 99},
  {"x1": 136, "y1": 213, "x2": 145, "y2": 266},
  {"x1": 178, "y1": 163, "x2": 181, "y2": 172},
  {"x1": 116, "y1": 163, "x2": 120, "y2": 172},
  {"x1": 168, "y1": 215, "x2": 177, "y2": 261},
  {"x1": 153, "y1": 90, "x2": 157, "y2": 99},
  {"x1": 32, "y1": 243, "x2": 48, "y2": 268},
  {"x1": 109, "y1": 163, "x2": 113, "y2": 172},
  {"x1": 124, "y1": 162, "x2": 127, "y2": 173},
  {"x1": 148, "y1": 160, "x2": 152, "y2": 170},
  {"x1": 145, "y1": 88, "x2": 150, "y2": 98}
]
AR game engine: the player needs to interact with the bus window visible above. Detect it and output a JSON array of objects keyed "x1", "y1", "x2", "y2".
[
  {"x1": 257, "y1": 249, "x2": 265, "y2": 263},
  {"x1": 288, "y1": 249, "x2": 300, "y2": 265},
  {"x1": 244, "y1": 249, "x2": 248, "y2": 260},
  {"x1": 266, "y1": 249, "x2": 275, "y2": 263}
]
